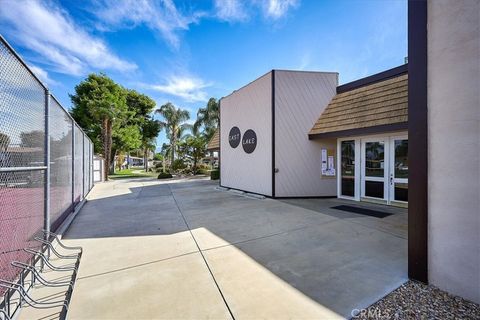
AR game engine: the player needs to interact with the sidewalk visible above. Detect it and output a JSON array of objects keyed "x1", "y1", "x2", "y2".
[{"x1": 37, "y1": 177, "x2": 406, "y2": 319}]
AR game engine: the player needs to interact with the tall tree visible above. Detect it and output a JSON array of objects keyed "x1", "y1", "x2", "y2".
[
  {"x1": 155, "y1": 103, "x2": 191, "y2": 166},
  {"x1": 194, "y1": 97, "x2": 219, "y2": 140},
  {"x1": 140, "y1": 119, "x2": 161, "y2": 171},
  {"x1": 112, "y1": 125, "x2": 142, "y2": 166},
  {"x1": 125, "y1": 90, "x2": 161, "y2": 172},
  {"x1": 70, "y1": 73, "x2": 127, "y2": 180},
  {"x1": 126, "y1": 90, "x2": 156, "y2": 121},
  {"x1": 186, "y1": 134, "x2": 207, "y2": 174},
  {"x1": 160, "y1": 142, "x2": 172, "y2": 173}
]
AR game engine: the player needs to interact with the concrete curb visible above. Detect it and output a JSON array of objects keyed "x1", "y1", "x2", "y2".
[{"x1": 55, "y1": 198, "x2": 87, "y2": 241}]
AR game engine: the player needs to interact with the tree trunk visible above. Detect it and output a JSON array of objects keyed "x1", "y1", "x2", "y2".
[
  {"x1": 107, "y1": 120, "x2": 113, "y2": 175},
  {"x1": 171, "y1": 137, "x2": 175, "y2": 169},
  {"x1": 193, "y1": 155, "x2": 197, "y2": 175},
  {"x1": 101, "y1": 118, "x2": 109, "y2": 181},
  {"x1": 102, "y1": 117, "x2": 113, "y2": 181},
  {"x1": 144, "y1": 147, "x2": 148, "y2": 172}
]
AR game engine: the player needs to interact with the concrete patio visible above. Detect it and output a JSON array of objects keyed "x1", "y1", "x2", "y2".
[{"x1": 21, "y1": 177, "x2": 407, "y2": 319}]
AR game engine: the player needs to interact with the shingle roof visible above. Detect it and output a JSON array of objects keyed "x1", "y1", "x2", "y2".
[
  {"x1": 309, "y1": 73, "x2": 408, "y2": 137},
  {"x1": 206, "y1": 129, "x2": 219, "y2": 151}
]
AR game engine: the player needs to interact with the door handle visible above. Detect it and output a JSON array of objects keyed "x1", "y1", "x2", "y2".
[{"x1": 390, "y1": 175, "x2": 393, "y2": 185}]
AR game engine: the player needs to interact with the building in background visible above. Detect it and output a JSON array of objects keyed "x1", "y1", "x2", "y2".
[
  {"x1": 205, "y1": 129, "x2": 219, "y2": 168},
  {"x1": 309, "y1": 66, "x2": 408, "y2": 207},
  {"x1": 217, "y1": 0, "x2": 479, "y2": 304},
  {"x1": 220, "y1": 70, "x2": 338, "y2": 197},
  {"x1": 219, "y1": 67, "x2": 408, "y2": 204}
]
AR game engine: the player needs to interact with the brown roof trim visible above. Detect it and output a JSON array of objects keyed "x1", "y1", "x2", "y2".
[
  {"x1": 337, "y1": 64, "x2": 408, "y2": 94},
  {"x1": 308, "y1": 122, "x2": 408, "y2": 140}
]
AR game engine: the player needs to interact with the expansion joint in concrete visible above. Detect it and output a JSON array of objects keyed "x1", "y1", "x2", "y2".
[{"x1": 168, "y1": 185, "x2": 236, "y2": 320}]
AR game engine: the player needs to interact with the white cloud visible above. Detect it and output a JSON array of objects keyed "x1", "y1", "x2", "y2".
[
  {"x1": 93, "y1": 0, "x2": 203, "y2": 49},
  {"x1": 148, "y1": 76, "x2": 211, "y2": 102},
  {"x1": 213, "y1": 0, "x2": 299, "y2": 23},
  {"x1": 297, "y1": 52, "x2": 311, "y2": 70},
  {"x1": 262, "y1": 0, "x2": 299, "y2": 19},
  {"x1": 214, "y1": 0, "x2": 248, "y2": 22},
  {"x1": 0, "y1": 0, "x2": 136, "y2": 76},
  {"x1": 28, "y1": 64, "x2": 58, "y2": 86}
]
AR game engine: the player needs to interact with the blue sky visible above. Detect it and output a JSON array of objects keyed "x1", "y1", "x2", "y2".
[{"x1": 0, "y1": 0, "x2": 407, "y2": 149}]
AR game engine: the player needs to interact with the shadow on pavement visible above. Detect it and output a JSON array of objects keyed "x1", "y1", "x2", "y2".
[{"x1": 62, "y1": 178, "x2": 407, "y2": 318}]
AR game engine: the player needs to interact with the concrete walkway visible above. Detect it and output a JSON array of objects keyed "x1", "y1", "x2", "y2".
[{"x1": 55, "y1": 178, "x2": 405, "y2": 319}]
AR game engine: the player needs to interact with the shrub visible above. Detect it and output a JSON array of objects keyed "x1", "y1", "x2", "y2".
[
  {"x1": 158, "y1": 172, "x2": 173, "y2": 179},
  {"x1": 181, "y1": 167, "x2": 192, "y2": 175},
  {"x1": 171, "y1": 159, "x2": 186, "y2": 171},
  {"x1": 210, "y1": 169, "x2": 220, "y2": 180},
  {"x1": 195, "y1": 168, "x2": 209, "y2": 175},
  {"x1": 198, "y1": 163, "x2": 211, "y2": 170},
  {"x1": 155, "y1": 162, "x2": 163, "y2": 169}
]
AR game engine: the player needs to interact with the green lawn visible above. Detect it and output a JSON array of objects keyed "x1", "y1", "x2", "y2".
[{"x1": 108, "y1": 168, "x2": 158, "y2": 180}]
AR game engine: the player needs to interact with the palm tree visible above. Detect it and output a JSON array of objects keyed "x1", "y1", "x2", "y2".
[
  {"x1": 181, "y1": 125, "x2": 208, "y2": 174},
  {"x1": 155, "y1": 103, "x2": 191, "y2": 166},
  {"x1": 194, "y1": 98, "x2": 219, "y2": 140}
]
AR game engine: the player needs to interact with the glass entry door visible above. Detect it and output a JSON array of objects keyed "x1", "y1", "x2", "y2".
[
  {"x1": 389, "y1": 136, "x2": 408, "y2": 203},
  {"x1": 340, "y1": 140, "x2": 356, "y2": 197},
  {"x1": 361, "y1": 139, "x2": 388, "y2": 201}
]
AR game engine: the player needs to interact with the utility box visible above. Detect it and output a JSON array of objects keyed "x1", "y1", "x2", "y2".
[
  {"x1": 220, "y1": 70, "x2": 338, "y2": 197},
  {"x1": 93, "y1": 155, "x2": 105, "y2": 183}
]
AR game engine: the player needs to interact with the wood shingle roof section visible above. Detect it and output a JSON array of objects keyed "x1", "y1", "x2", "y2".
[
  {"x1": 309, "y1": 73, "x2": 408, "y2": 138},
  {"x1": 206, "y1": 128, "x2": 220, "y2": 151}
]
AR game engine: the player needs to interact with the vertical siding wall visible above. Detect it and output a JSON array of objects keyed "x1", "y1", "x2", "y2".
[
  {"x1": 427, "y1": 0, "x2": 480, "y2": 303},
  {"x1": 220, "y1": 73, "x2": 272, "y2": 196},
  {"x1": 274, "y1": 71, "x2": 338, "y2": 197}
]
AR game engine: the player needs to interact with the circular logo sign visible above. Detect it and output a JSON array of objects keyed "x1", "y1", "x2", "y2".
[
  {"x1": 242, "y1": 129, "x2": 257, "y2": 154},
  {"x1": 228, "y1": 126, "x2": 241, "y2": 148}
]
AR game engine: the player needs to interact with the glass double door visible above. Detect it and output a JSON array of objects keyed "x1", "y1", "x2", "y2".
[{"x1": 360, "y1": 136, "x2": 408, "y2": 204}]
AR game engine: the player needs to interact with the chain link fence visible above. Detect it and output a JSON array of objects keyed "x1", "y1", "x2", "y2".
[{"x1": 0, "y1": 36, "x2": 94, "y2": 297}]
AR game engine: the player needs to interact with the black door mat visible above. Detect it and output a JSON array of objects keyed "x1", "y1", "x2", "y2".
[{"x1": 331, "y1": 205, "x2": 392, "y2": 218}]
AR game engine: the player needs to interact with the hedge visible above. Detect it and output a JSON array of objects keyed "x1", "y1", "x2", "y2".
[
  {"x1": 158, "y1": 172, "x2": 173, "y2": 179},
  {"x1": 210, "y1": 169, "x2": 220, "y2": 180}
]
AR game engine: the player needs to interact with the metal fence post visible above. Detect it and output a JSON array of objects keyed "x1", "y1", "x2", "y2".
[
  {"x1": 44, "y1": 90, "x2": 51, "y2": 238},
  {"x1": 82, "y1": 134, "x2": 85, "y2": 198},
  {"x1": 89, "y1": 143, "x2": 92, "y2": 190},
  {"x1": 72, "y1": 119, "x2": 75, "y2": 210}
]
